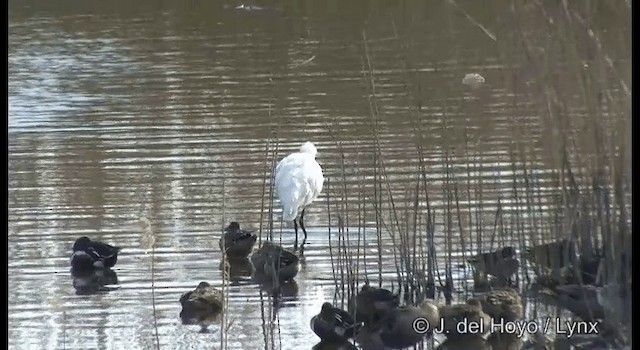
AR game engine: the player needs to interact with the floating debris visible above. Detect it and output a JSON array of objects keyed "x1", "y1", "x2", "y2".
[
  {"x1": 462, "y1": 73, "x2": 485, "y2": 89},
  {"x1": 289, "y1": 55, "x2": 316, "y2": 69},
  {"x1": 235, "y1": 4, "x2": 264, "y2": 11}
]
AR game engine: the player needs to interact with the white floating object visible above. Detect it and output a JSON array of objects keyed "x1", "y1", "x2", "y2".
[{"x1": 462, "y1": 73, "x2": 485, "y2": 89}]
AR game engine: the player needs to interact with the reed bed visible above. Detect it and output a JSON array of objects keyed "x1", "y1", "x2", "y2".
[
  {"x1": 289, "y1": 0, "x2": 629, "y2": 348},
  {"x1": 173, "y1": 1, "x2": 629, "y2": 349}
]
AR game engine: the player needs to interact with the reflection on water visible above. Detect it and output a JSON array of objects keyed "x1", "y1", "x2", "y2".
[
  {"x1": 9, "y1": 0, "x2": 630, "y2": 349},
  {"x1": 71, "y1": 268, "x2": 120, "y2": 295},
  {"x1": 220, "y1": 257, "x2": 253, "y2": 283}
]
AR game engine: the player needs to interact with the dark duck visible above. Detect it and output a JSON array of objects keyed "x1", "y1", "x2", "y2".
[
  {"x1": 70, "y1": 236, "x2": 121, "y2": 271},
  {"x1": 219, "y1": 221, "x2": 257, "y2": 259},
  {"x1": 179, "y1": 281, "x2": 223, "y2": 333},
  {"x1": 350, "y1": 284, "x2": 400, "y2": 329},
  {"x1": 311, "y1": 302, "x2": 363, "y2": 342}
]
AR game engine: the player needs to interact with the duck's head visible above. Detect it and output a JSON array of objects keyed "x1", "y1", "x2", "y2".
[
  {"x1": 73, "y1": 237, "x2": 91, "y2": 251},
  {"x1": 501, "y1": 247, "x2": 516, "y2": 259},
  {"x1": 227, "y1": 222, "x2": 241, "y2": 231},
  {"x1": 320, "y1": 302, "x2": 335, "y2": 315},
  {"x1": 360, "y1": 284, "x2": 372, "y2": 292},
  {"x1": 196, "y1": 281, "x2": 211, "y2": 290},
  {"x1": 300, "y1": 141, "x2": 317, "y2": 157},
  {"x1": 196, "y1": 281, "x2": 211, "y2": 293}
]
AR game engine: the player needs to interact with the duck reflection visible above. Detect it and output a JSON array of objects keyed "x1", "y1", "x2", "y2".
[
  {"x1": 219, "y1": 257, "x2": 253, "y2": 282},
  {"x1": 71, "y1": 267, "x2": 119, "y2": 295},
  {"x1": 252, "y1": 270, "x2": 299, "y2": 301}
]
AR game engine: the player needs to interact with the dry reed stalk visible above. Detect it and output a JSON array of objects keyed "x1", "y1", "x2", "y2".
[
  {"x1": 335, "y1": 136, "x2": 351, "y2": 301},
  {"x1": 325, "y1": 177, "x2": 341, "y2": 296},
  {"x1": 62, "y1": 310, "x2": 66, "y2": 350},
  {"x1": 407, "y1": 172, "x2": 421, "y2": 302},
  {"x1": 258, "y1": 291, "x2": 269, "y2": 349},
  {"x1": 353, "y1": 141, "x2": 365, "y2": 305},
  {"x1": 509, "y1": 3, "x2": 629, "y2": 345},
  {"x1": 388, "y1": 19, "x2": 445, "y2": 303},
  {"x1": 139, "y1": 216, "x2": 160, "y2": 350},
  {"x1": 258, "y1": 140, "x2": 270, "y2": 241},
  {"x1": 361, "y1": 29, "x2": 400, "y2": 288},
  {"x1": 472, "y1": 150, "x2": 484, "y2": 276},
  {"x1": 220, "y1": 178, "x2": 228, "y2": 350},
  {"x1": 462, "y1": 132, "x2": 476, "y2": 289},
  {"x1": 420, "y1": 164, "x2": 436, "y2": 299},
  {"x1": 267, "y1": 139, "x2": 280, "y2": 244},
  {"x1": 442, "y1": 148, "x2": 454, "y2": 303}
]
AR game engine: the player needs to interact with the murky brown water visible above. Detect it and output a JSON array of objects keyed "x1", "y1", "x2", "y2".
[{"x1": 9, "y1": 1, "x2": 630, "y2": 350}]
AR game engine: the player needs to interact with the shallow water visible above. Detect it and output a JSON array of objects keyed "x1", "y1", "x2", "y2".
[{"x1": 9, "y1": 1, "x2": 630, "y2": 349}]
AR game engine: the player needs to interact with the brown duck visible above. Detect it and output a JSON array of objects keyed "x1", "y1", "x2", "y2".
[{"x1": 179, "y1": 281, "x2": 223, "y2": 332}]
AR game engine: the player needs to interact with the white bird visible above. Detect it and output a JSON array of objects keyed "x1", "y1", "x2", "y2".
[{"x1": 274, "y1": 141, "x2": 324, "y2": 249}]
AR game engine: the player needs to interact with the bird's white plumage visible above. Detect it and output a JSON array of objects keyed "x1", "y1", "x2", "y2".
[{"x1": 275, "y1": 141, "x2": 324, "y2": 222}]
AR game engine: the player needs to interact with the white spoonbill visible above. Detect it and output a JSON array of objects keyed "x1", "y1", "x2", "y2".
[{"x1": 274, "y1": 141, "x2": 324, "y2": 249}]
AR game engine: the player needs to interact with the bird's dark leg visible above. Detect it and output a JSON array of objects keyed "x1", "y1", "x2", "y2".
[
  {"x1": 293, "y1": 219, "x2": 299, "y2": 251},
  {"x1": 299, "y1": 209, "x2": 308, "y2": 241},
  {"x1": 299, "y1": 209, "x2": 308, "y2": 253}
]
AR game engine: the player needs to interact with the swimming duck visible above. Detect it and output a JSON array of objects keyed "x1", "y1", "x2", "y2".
[
  {"x1": 521, "y1": 330, "x2": 552, "y2": 350},
  {"x1": 598, "y1": 282, "x2": 631, "y2": 322},
  {"x1": 572, "y1": 254, "x2": 603, "y2": 285},
  {"x1": 70, "y1": 236, "x2": 122, "y2": 271},
  {"x1": 350, "y1": 284, "x2": 400, "y2": 329},
  {"x1": 477, "y1": 288, "x2": 523, "y2": 322},
  {"x1": 468, "y1": 247, "x2": 516, "y2": 268},
  {"x1": 549, "y1": 284, "x2": 604, "y2": 321},
  {"x1": 179, "y1": 281, "x2": 223, "y2": 332},
  {"x1": 525, "y1": 239, "x2": 577, "y2": 270},
  {"x1": 219, "y1": 222, "x2": 257, "y2": 259},
  {"x1": 354, "y1": 325, "x2": 387, "y2": 350},
  {"x1": 439, "y1": 298, "x2": 491, "y2": 340},
  {"x1": 310, "y1": 302, "x2": 363, "y2": 342},
  {"x1": 250, "y1": 241, "x2": 300, "y2": 282},
  {"x1": 468, "y1": 247, "x2": 520, "y2": 287},
  {"x1": 542, "y1": 255, "x2": 603, "y2": 287},
  {"x1": 480, "y1": 290, "x2": 524, "y2": 349},
  {"x1": 378, "y1": 300, "x2": 440, "y2": 349}
]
